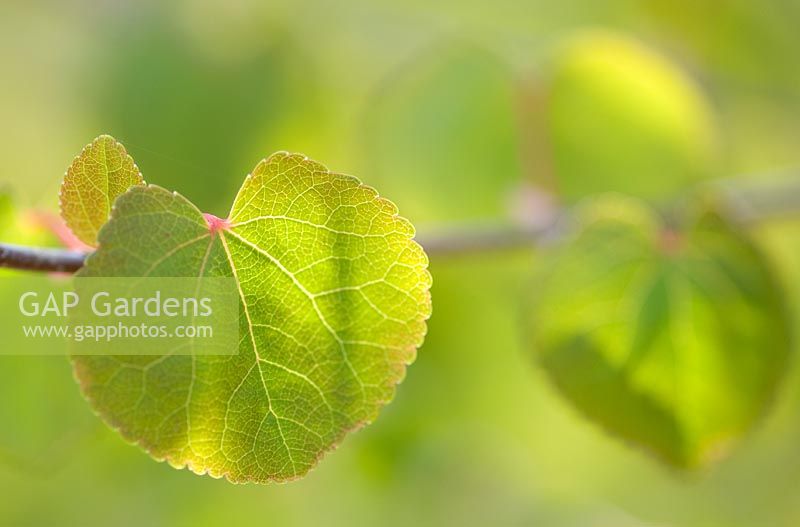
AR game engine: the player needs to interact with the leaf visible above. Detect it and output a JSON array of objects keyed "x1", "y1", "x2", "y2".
[
  {"x1": 526, "y1": 195, "x2": 790, "y2": 469},
  {"x1": 96, "y1": 25, "x2": 324, "y2": 214},
  {"x1": 364, "y1": 45, "x2": 522, "y2": 222},
  {"x1": 547, "y1": 31, "x2": 719, "y2": 202},
  {"x1": 59, "y1": 135, "x2": 144, "y2": 247},
  {"x1": 72, "y1": 152, "x2": 432, "y2": 483}
]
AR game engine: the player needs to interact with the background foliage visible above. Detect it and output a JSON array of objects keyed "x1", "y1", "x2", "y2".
[{"x1": 2, "y1": 0, "x2": 800, "y2": 525}]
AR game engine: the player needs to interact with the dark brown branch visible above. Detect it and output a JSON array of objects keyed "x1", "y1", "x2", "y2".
[{"x1": 0, "y1": 243, "x2": 87, "y2": 273}]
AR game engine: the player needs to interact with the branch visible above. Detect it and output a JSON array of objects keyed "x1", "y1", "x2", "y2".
[
  {"x1": 0, "y1": 243, "x2": 87, "y2": 273},
  {"x1": 2, "y1": 173, "x2": 800, "y2": 271},
  {"x1": 416, "y1": 174, "x2": 800, "y2": 256},
  {"x1": 416, "y1": 222, "x2": 552, "y2": 256}
]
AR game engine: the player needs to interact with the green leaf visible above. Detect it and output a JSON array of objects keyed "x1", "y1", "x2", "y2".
[
  {"x1": 364, "y1": 45, "x2": 522, "y2": 222},
  {"x1": 96, "y1": 24, "x2": 324, "y2": 214},
  {"x1": 547, "y1": 31, "x2": 719, "y2": 201},
  {"x1": 526, "y1": 195, "x2": 790, "y2": 469},
  {"x1": 72, "y1": 152, "x2": 432, "y2": 483},
  {"x1": 59, "y1": 135, "x2": 144, "y2": 247}
]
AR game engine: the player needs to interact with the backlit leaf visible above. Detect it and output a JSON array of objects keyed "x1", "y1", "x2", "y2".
[
  {"x1": 59, "y1": 135, "x2": 144, "y2": 247},
  {"x1": 526, "y1": 195, "x2": 790, "y2": 468},
  {"x1": 363, "y1": 45, "x2": 522, "y2": 222},
  {"x1": 72, "y1": 152, "x2": 432, "y2": 483},
  {"x1": 547, "y1": 31, "x2": 719, "y2": 201},
  {"x1": 95, "y1": 24, "x2": 323, "y2": 214}
]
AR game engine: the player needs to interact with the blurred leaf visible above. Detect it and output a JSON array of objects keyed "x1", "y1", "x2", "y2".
[
  {"x1": 95, "y1": 19, "x2": 323, "y2": 214},
  {"x1": 526, "y1": 194, "x2": 790, "y2": 468},
  {"x1": 644, "y1": 0, "x2": 800, "y2": 94},
  {"x1": 73, "y1": 152, "x2": 431, "y2": 483},
  {"x1": 363, "y1": 45, "x2": 523, "y2": 222},
  {"x1": 547, "y1": 31, "x2": 719, "y2": 201},
  {"x1": 59, "y1": 135, "x2": 144, "y2": 247}
]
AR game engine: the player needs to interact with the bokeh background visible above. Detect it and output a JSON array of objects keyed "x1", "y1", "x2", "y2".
[{"x1": 2, "y1": 1, "x2": 800, "y2": 525}]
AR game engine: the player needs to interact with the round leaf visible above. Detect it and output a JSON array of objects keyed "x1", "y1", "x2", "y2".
[
  {"x1": 547, "y1": 31, "x2": 719, "y2": 201},
  {"x1": 363, "y1": 45, "x2": 522, "y2": 222},
  {"x1": 526, "y1": 195, "x2": 790, "y2": 468},
  {"x1": 59, "y1": 135, "x2": 144, "y2": 247},
  {"x1": 72, "y1": 152, "x2": 432, "y2": 483}
]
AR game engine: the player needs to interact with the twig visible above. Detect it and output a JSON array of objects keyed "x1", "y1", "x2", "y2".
[
  {"x1": 415, "y1": 222, "x2": 553, "y2": 256},
  {"x1": 2, "y1": 173, "x2": 800, "y2": 271},
  {"x1": 417, "y1": 173, "x2": 800, "y2": 256},
  {"x1": 0, "y1": 243, "x2": 87, "y2": 273}
]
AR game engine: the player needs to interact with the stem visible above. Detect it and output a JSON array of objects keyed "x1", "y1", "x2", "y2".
[
  {"x1": 416, "y1": 223, "x2": 552, "y2": 256},
  {"x1": 0, "y1": 222, "x2": 548, "y2": 272},
  {"x1": 0, "y1": 243, "x2": 87, "y2": 273},
  {"x1": 2, "y1": 173, "x2": 800, "y2": 272},
  {"x1": 419, "y1": 174, "x2": 800, "y2": 256}
]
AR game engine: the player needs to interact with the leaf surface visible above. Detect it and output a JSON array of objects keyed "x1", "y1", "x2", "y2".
[
  {"x1": 548, "y1": 31, "x2": 719, "y2": 201},
  {"x1": 526, "y1": 195, "x2": 790, "y2": 468},
  {"x1": 364, "y1": 45, "x2": 522, "y2": 222},
  {"x1": 60, "y1": 135, "x2": 144, "y2": 246},
  {"x1": 72, "y1": 152, "x2": 431, "y2": 482}
]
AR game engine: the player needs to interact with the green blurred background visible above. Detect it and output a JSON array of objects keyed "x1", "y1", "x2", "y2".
[{"x1": 2, "y1": 0, "x2": 800, "y2": 525}]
